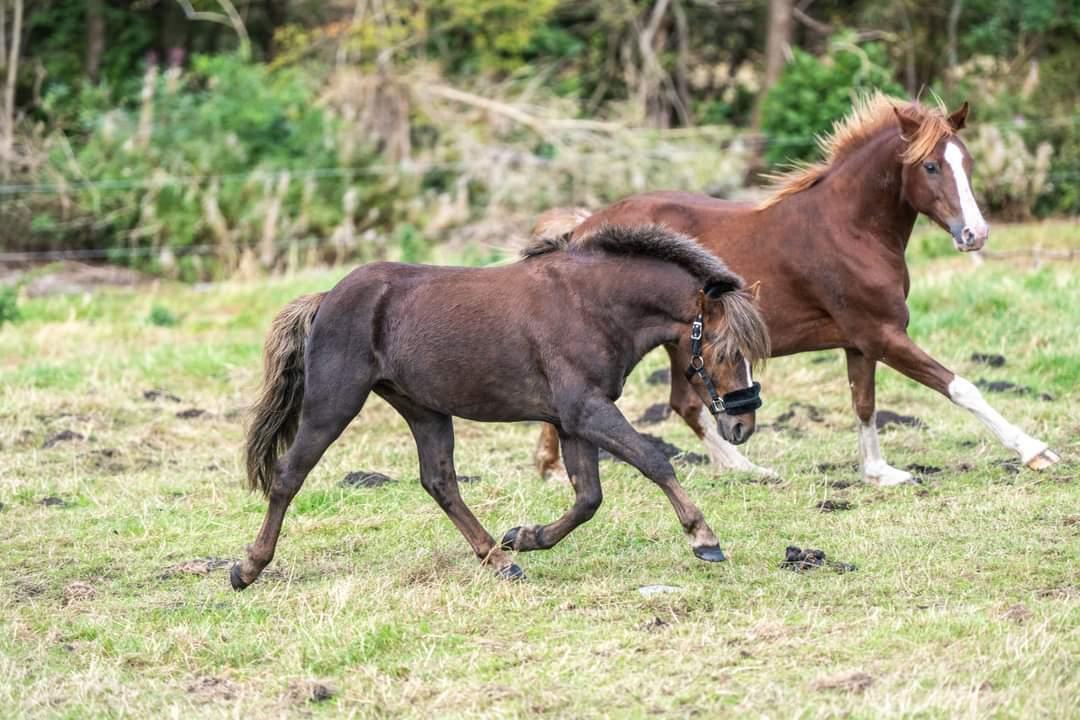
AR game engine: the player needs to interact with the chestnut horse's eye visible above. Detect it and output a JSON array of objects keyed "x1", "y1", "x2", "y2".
[{"x1": 923, "y1": 161, "x2": 939, "y2": 174}]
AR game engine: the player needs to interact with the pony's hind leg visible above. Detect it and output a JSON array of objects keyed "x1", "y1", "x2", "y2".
[
  {"x1": 665, "y1": 345, "x2": 777, "y2": 478},
  {"x1": 502, "y1": 433, "x2": 602, "y2": 552},
  {"x1": 232, "y1": 371, "x2": 370, "y2": 590},
  {"x1": 393, "y1": 400, "x2": 523, "y2": 580}
]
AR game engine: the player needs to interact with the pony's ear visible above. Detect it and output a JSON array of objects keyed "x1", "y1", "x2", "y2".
[
  {"x1": 704, "y1": 279, "x2": 738, "y2": 299},
  {"x1": 892, "y1": 105, "x2": 922, "y2": 141},
  {"x1": 947, "y1": 101, "x2": 969, "y2": 131}
]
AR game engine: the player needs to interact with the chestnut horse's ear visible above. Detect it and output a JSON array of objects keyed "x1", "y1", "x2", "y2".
[
  {"x1": 705, "y1": 279, "x2": 738, "y2": 299},
  {"x1": 892, "y1": 105, "x2": 922, "y2": 141},
  {"x1": 948, "y1": 101, "x2": 969, "y2": 131}
]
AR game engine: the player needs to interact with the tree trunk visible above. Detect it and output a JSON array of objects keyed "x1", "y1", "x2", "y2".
[
  {"x1": 752, "y1": 0, "x2": 792, "y2": 129},
  {"x1": 86, "y1": 0, "x2": 106, "y2": 84},
  {"x1": 2, "y1": 0, "x2": 22, "y2": 181}
]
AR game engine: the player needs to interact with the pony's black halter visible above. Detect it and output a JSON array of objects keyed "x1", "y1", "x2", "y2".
[{"x1": 685, "y1": 312, "x2": 763, "y2": 417}]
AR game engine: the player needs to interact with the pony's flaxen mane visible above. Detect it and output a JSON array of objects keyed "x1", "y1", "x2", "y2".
[
  {"x1": 758, "y1": 92, "x2": 954, "y2": 210},
  {"x1": 522, "y1": 224, "x2": 770, "y2": 364}
]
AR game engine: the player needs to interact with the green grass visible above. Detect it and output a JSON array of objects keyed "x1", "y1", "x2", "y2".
[{"x1": 1, "y1": 222, "x2": 1078, "y2": 718}]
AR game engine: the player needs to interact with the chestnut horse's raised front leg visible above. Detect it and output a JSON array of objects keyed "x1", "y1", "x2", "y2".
[
  {"x1": 567, "y1": 394, "x2": 726, "y2": 562},
  {"x1": 502, "y1": 434, "x2": 602, "y2": 552},
  {"x1": 845, "y1": 348, "x2": 915, "y2": 485},
  {"x1": 875, "y1": 328, "x2": 1060, "y2": 470}
]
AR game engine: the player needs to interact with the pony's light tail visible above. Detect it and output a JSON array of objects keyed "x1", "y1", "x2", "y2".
[{"x1": 245, "y1": 292, "x2": 325, "y2": 497}]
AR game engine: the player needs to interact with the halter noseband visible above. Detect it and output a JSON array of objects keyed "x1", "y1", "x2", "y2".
[{"x1": 684, "y1": 309, "x2": 762, "y2": 417}]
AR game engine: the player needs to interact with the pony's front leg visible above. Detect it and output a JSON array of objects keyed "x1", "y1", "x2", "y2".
[
  {"x1": 877, "y1": 330, "x2": 1060, "y2": 470},
  {"x1": 502, "y1": 434, "x2": 602, "y2": 552},
  {"x1": 845, "y1": 348, "x2": 915, "y2": 486},
  {"x1": 569, "y1": 395, "x2": 726, "y2": 562},
  {"x1": 664, "y1": 345, "x2": 777, "y2": 478}
]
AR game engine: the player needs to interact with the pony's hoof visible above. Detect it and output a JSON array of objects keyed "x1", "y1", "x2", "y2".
[
  {"x1": 500, "y1": 527, "x2": 521, "y2": 551},
  {"x1": 496, "y1": 563, "x2": 526, "y2": 582},
  {"x1": 693, "y1": 545, "x2": 727, "y2": 563},
  {"x1": 1026, "y1": 449, "x2": 1060, "y2": 471},
  {"x1": 229, "y1": 564, "x2": 250, "y2": 592}
]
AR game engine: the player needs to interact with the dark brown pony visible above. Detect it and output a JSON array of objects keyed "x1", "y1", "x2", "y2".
[
  {"x1": 231, "y1": 226, "x2": 770, "y2": 589},
  {"x1": 534, "y1": 93, "x2": 1060, "y2": 485}
]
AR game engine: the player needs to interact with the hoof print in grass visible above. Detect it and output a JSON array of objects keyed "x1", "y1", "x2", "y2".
[
  {"x1": 143, "y1": 388, "x2": 181, "y2": 403},
  {"x1": 176, "y1": 408, "x2": 207, "y2": 419},
  {"x1": 970, "y1": 352, "x2": 1006, "y2": 367},
  {"x1": 39, "y1": 496, "x2": 68, "y2": 507},
  {"x1": 340, "y1": 471, "x2": 395, "y2": 488},
  {"x1": 816, "y1": 499, "x2": 853, "y2": 512},
  {"x1": 646, "y1": 368, "x2": 671, "y2": 385},
  {"x1": 42, "y1": 430, "x2": 84, "y2": 449},
  {"x1": 875, "y1": 410, "x2": 925, "y2": 432},
  {"x1": 62, "y1": 581, "x2": 96, "y2": 606},
  {"x1": 781, "y1": 546, "x2": 856, "y2": 573},
  {"x1": 636, "y1": 403, "x2": 672, "y2": 425},
  {"x1": 811, "y1": 671, "x2": 874, "y2": 694}
]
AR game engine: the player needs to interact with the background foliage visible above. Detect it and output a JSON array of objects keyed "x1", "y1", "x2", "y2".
[{"x1": 1, "y1": 0, "x2": 1077, "y2": 276}]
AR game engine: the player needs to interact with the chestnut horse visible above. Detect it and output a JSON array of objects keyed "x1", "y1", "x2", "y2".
[
  {"x1": 534, "y1": 94, "x2": 1059, "y2": 485},
  {"x1": 231, "y1": 225, "x2": 770, "y2": 589}
]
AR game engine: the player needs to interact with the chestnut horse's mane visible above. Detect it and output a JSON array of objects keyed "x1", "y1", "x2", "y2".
[
  {"x1": 758, "y1": 92, "x2": 955, "y2": 210},
  {"x1": 522, "y1": 223, "x2": 744, "y2": 290}
]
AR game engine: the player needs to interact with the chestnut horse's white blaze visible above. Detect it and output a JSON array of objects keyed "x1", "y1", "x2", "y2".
[
  {"x1": 944, "y1": 141, "x2": 989, "y2": 244},
  {"x1": 948, "y1": 376, "x2": 1058, "y2": 466}
]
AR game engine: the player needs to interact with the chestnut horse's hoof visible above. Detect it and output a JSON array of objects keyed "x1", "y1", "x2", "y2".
[
  {"x1": 693, "y1": 545, "x2": 727, "y2": 563},
  {"x1": 500, "y1": 527, "x2": 521, "y2": 551},
  {"x1": 230, "y1": 564, "x2": 251, "y2": 591},
  {"x1": 496, "y1": 563, "x2": 526, "y2": 582},
  {"x1": 1026, "y1": 448, "x2": 1060, "y2": 471}
]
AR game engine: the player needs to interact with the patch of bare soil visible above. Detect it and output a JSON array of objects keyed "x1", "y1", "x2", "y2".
[
  {"x1": 39, "y1": 496, "x2": 68, "y2": 507},
  {"x1": 159, "y1": 557, "x2": 234, "y2": 579},
  {"x1": 976, "y1": 379, "x2": 1053, "y2": 401},
  {"x1": 811, "y1": 671, "x2": 874, "y2": 693},
  {"x1": 780, "y1": 546, "x2": 856, "y2": 573},
  {"x1": 186, "y1": 676, "x2": 237, "y2": 702},
  {"x1": 62, "y1": 581, "x2": 96, "y2": 606},
  {"x1": 23, "y1": 261, "x2": 151, "y2": 297},
  {"x1": 875, "y1": 410, "x2": 925, "y2": 431},
  {"x1": 905, "y1": 463, "x2": 943, "y2": 476},
  {"x1": 636, "y1": 403, "x2": 672, "y2": 425},
  {"x1": 284, "y1": 680, "x2": 335, "y2": 705},
  {"x1": 1063, "y1": 515, "x2": 1080, "y2": 526},
  {"x1": 41, "y1": 430, "x2": 84, "y2": 449},
  {"x1": 143, "y1": 389, "x2": 181, "y2": 403},
  {"x1": 1000, "y1": 603, "x2": 1032, "y2": 623},
  {"x1": 971, "y1": 352, "x2": 1006, "y2": 367},
  {"x1": 175, "y1": 408, "x2": 207, "y2": 419},
  {"x1": 816, "y1": 499, "x2": 853, "y2": 512},
  {"x1": 339, "y1": 470, "x2": 395, "y2": 488},
  {"x1": 599, "y1": 433, "x2": 707, "y2": 466},
  {"x1": 768, "y1": 402, "x2": 827, "y2": 436},
  {"x1": 646, "y1": 368, "x2": 671, "y2": 385},
  {"x1": 11, "y1": 579, "x2": 46, "y2": 601}
]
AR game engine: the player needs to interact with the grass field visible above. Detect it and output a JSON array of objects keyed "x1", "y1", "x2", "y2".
[{"x1": 1, "y1": 221, "x2": 1078, "y2": 718}]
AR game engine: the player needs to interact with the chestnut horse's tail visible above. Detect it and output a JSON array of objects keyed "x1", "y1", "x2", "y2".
[
  {"x1": 525, "y1": 207, "x2": 592, "y2": 255},
  {"x1": 245, "y1": 292, "x2": 326, "y2": 496}
]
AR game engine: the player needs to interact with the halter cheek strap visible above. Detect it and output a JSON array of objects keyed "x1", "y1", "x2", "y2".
[{"x1": 684, "y1": 310, "x2": 763, "y2": 418}]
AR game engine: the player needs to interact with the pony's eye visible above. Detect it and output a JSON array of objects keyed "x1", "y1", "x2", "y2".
[{"x1": 923, "y1": 161, "x2": 939, "y2": 174}]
